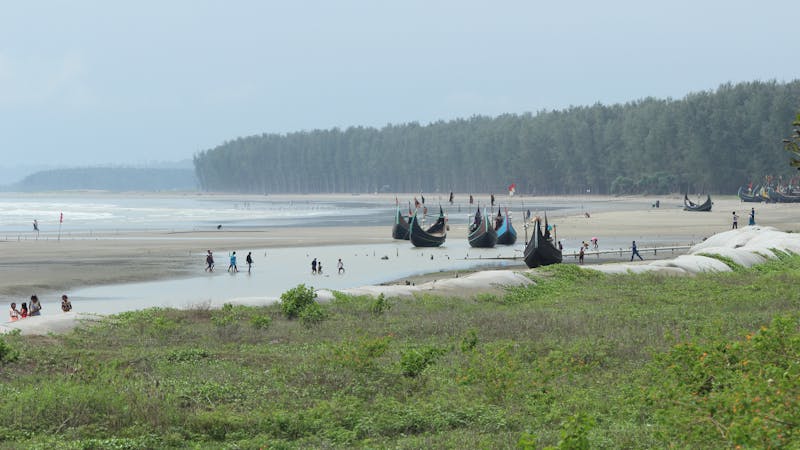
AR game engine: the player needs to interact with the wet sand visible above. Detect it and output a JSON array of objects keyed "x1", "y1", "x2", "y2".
[
  {"x1": 1, "y1": 195, "x2": 795, "y2": 298},
  {"x1": 1, "y1": 194, "x2": 797, "y2": 334}
]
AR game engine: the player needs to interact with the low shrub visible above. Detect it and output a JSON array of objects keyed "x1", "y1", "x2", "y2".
[
  {"x1": 0, "y1": 337, "x2": 19, "y2": 364},
  {"x1": 400, "y1": 345, "x2": 447, "y2": 377},
  {"x1": 280, "y1": 284, "x2": 317, "y2": 319},
  {"x1": 370, "y1": 293, "x2": 391, "y2": 316}
]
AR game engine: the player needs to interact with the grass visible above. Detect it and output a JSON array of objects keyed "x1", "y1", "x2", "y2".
[{"x1": 0, "y1": 254, "x2": 799, "y2": 448}]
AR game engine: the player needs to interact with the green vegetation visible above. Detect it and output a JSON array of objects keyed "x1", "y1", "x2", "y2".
[
  {"x1": 194, "y1": 80, "x2": 800, "y2": 195},
  {"x1": 1, "y1": 255, "x2": 800, "y2": 448},
  {"x1": 785, "y1": 112, "x2": 800, "y2": 171}
]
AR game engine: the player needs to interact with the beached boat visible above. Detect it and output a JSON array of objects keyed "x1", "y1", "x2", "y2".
[
  {"x1": 766, "y1": 187, "x2": 800, "y2": 203},
  {"x1": 409, "y1": 207, "x2": 447, "y2": 247},
  {"x1": 468, "y1": 207, "x2": 497, "y2": 248},
  {"x1": 683, "y1": 194, "x2": 712, "y2": 212},
  {"x1": 494, "y1": 208, "x2": 517, "y2": 245},
  {"x1": 737, "y1": 185, "x2": 764, "y2": 203},
  {"x1": 391, "y1": 204, "x2": 410, "y2": 240},
  {"x1": 523, "y1": 218, "x2": 562, "y2": 268}
]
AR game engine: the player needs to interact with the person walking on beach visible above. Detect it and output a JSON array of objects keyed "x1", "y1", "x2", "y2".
[
  {"x1": 33, "y1": 219, "x2": 39, "y2": 236},
  {"x1": 449, "y1": 192, "x2": 453, "y2": 204},
  {"x1": 29, "y1": 295, "x2": 42, "y2": 316},
  {"x1": 337, "y1": 258, "x2": 344, "y2": 274},
  {"x1": 318, "y1": 261, "x2": 323, "y2": 274},
  {"x1": 749, "y1": 208, "x2": 756, "y2": 226},
  {"x1": 732, "y1": 212, "x2": 738, "y2": 229},
  {"x1": 578, "y1": 245, "x2": 585, "y2": 264},
  {"x1": 205, "y1": 250, "x2": 215, "y2": 272},
  {"x1": 228, "y1": 252, "x2": 238, "y2": 272},
  {"x1": 311, "y1": 258, "x2": 317, "y2": 275},
  {"x1": 490, "y1": 194, "x2": 495, "y2": 206},
  {"x1": 246, "y1": 252, "x2": 253, "y2": 273},
  {"x1": 9, "y1": 302, "x2": 20, "y2": 321},
  {"x1": 630, "y1": 240, "x2": 644, "y2": 261},
  {"x1": 61, "y1": 294, "x2": 72, "y2": 312}
]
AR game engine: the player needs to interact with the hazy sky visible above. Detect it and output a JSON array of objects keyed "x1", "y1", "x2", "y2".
[{"x1": 1, "y1": 0, "x2": 798, "y2": 167}]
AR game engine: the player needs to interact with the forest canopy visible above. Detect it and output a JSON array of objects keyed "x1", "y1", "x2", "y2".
[{"x1": 194, "y1": 80, "x2": 800, "y2": 195}]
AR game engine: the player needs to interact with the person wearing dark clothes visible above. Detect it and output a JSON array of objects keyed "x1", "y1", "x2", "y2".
[
  {"x1": 749, "y1": 208, "x2": 756, "y2": 226},
  {"x1": 449, "y1": 192, "x2": 453, "y2": 204},
  {"x1": 732, "y1": 212, "x2": 738, "y2": 229},
  {"x1": 61, "y1": 294, "x2": 72, "y2": 312},
  {"x1": 205, "y1": 250, "x2": 214, "y2": 272},
  {"x1": 338, "y1": 258, "x2": 344, "y2": 274},
  {"x1": 311, "y1": 258, "x2": 317, "y2": 274},
  {"x1": 630, "y1": 240, "x2": 643, "y2": 261},
  {"x1": 490, "y1": 194, "x2": 495, "y2": 206},
  {"x1": 246, "y1": 252, "x2": 253, "y2": 273}
]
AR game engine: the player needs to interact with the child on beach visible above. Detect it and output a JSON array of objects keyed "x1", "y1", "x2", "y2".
[
  {"x1": 338, "y1": 258, "x2": 344, "y2": 274},
  {"x1": 20, "y1": 303, "x2": 28, "y2": 318},
  {"x1": 61, "y1": 294, "x2": 72, "y2": 312},
  {"x1": 9, "y1": 303, "x2": 20, "y2": 321},
  {"x1": 29, "y1": 295, "x2": 42, "y2": 316}
]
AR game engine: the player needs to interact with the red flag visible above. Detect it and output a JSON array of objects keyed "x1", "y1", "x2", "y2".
[{"x1": 59, "y1": 212, "x2": 63, "y2": 223}]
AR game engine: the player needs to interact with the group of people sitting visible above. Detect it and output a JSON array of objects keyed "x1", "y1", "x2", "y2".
[{"x1": 8, "y1": 294, "x2": 72, "y2": 321}]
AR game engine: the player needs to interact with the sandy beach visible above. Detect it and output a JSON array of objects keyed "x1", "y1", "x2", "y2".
[{"x1": 1, "y1": 193, "x2": 797, "y2": 334}]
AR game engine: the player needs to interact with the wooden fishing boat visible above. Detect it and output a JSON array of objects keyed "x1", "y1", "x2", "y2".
[
  {"x1": 391, "y1": 204, "x2": 410, "y2": 240},
  {"x1": 766, "y1": 187, "x2": 800, "y2": 203},
  {"x1": 523, "y1": 218, "x2": 562, "y2": 268},
  {"x1": 409, "y1": 207, "x2": 447, "y2": 247},
  {"x1": 683, "y1": 194, "x2": 712, "y2": 212},
  {"x1": 737, "y1": 185, "x2": 764, "y2": 203},
  {"x1": 494, "y1": 207, "x2": 517, "y2": 245},
  {"x1": 468, "y1": 207, "x2": 497, "y2": 248}
]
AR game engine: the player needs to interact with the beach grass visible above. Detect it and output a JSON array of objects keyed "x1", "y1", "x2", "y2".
[{"x1": 1, "y1": 255, "x2": 799, "y2": 448}]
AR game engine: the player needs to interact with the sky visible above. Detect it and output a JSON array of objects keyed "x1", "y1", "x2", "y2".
[{"x1": 1, "y1": 0, "x2": 798, "y2": 170}]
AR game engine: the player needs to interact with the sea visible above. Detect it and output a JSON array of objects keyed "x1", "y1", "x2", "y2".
[{"x1": 0, "y1": 193, "x2": 665, "y2": 316}]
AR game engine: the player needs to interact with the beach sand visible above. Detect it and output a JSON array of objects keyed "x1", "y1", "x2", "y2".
[{"x1": 1, "y1": 194, "x2": 796, "y2": 334}]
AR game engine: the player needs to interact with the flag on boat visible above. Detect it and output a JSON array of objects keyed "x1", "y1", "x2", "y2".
[{"x1": 508, "y1": 183, "x2": 516, "y2": 196}]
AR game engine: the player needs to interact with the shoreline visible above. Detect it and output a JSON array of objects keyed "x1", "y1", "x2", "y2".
[{"x1": 1, "y1": 194, "x2": 797, "y2": 335}]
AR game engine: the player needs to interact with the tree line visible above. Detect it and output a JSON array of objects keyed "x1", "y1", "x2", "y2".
[{"x1": 194, "y1": 80, "x2": 800, "y2": 195}]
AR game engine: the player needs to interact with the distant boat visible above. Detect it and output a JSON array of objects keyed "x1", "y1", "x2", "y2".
[
  {"x1": 766, "y1": 187, "x2": 800, "y2": 203},
  {"x1": 409, "y1": 206, "x2": 447, "y2": 247},
  {"x1": 683, "y1": 194, "x2": 712, "y2": 212},
  {"x1": 468, "y1": 207, "x2": 497, "y2": 248},
  {"x1": 494, "y1": 207, "x2": 517, "y2": 246},
  {"x1": 737, "y1": 185, "x2": 764, "y2": 203},
  {"x1": 392, "y1": 202, "x2": 411, "y2": 240},
  {"x1": 523, "y1": 217, "x2": 562, "y2": 268}
]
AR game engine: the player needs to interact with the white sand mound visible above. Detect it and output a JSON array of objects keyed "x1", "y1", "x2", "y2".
[
  {"x1": 587, "y1": 227, "x2": 800, "y2": 276},
  {"x1": 585, "y1": 264, "x2": 687, "y2": 276},
  {"x1": 691, "y1": 226, "x2": 800, "y2": 257},
  {"x1": 317, "y1": 270, "x2": 534, "y2": 300},
  {"x1": 0, "y1": 313, "x2": 105, "y2": 336},
  {"x1": 649, "y1": 254, "x2": 731, "y2": 274},
  {"x1": 691, "y1": 246, "x2": 767, "y2": 267}
]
